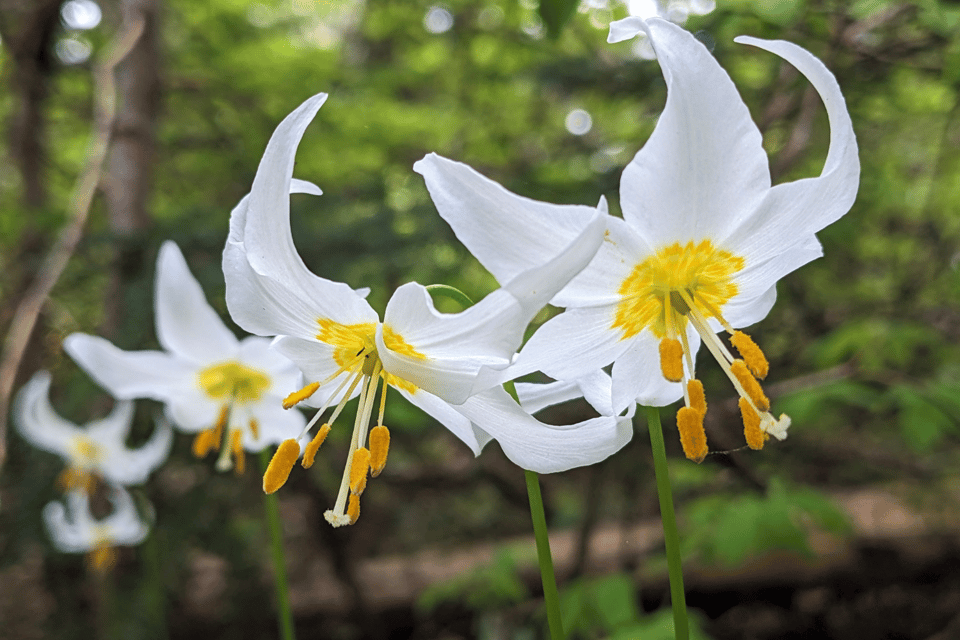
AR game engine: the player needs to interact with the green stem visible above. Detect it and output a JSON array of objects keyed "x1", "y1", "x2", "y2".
[
  {"x1": 524, "y1": 469, "x2": 564, "y2": 640},
  {"x1": 645, "y1": 406, "x2": 689, "y2": 640},
  {"x1": 143, "y1": 531, "x2": 168, "y2": 640},
  {"x1": 260, "y1": 450, "x2": 296, "y2": 640}
]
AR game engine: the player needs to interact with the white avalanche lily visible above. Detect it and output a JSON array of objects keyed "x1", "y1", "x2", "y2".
[
  {"x1": 44, "y1": 485, "x2": 150, "y2": 574},
  {"x1": 14, "y1": 371, "x2": 171, "y2": 492},
  {"x1": 64, "y1": 241, "x2": 305, "y2": 475},
  {"x1": 223, "y1": 93, "x2": 632, "y2": 527},
  {"x1": 415, "y1": 18, "x2": 859, "y2": 463}
]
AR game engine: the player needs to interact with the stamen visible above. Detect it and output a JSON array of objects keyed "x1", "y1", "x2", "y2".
[
  {"x1": 730, "y1": 331, "x2": 769, "y2": 379},
  {"x1": 369, "y1": 425, "x2": 390, "y2": 477},
  {"x1": 686, "y1": 379, "x2": 707, "y2": 415},
  {"x1": 349, "y1": 447, "x2": 371, "y2": 495},
  {"x1": 213, "y1": 406, "x2": 229, "y2": 447},
  {"x1": 302, "y1": 424, "x2": 332, "y2": 469},
  {"x1": 283, "y1": 382, "x2": 321, "y2": 409},
  {"x1": 730, "y1": 360, "x2": 770, "y2": 411},
  {"x1": 297, "y1": 361, "x2": 365, "y2": 441},
  {"x1": 739, "y1": 398, "x2": 766, "y2": 450},
  {"x1": 659, "y1": 338, "x2": 684, "y2": 383},
  {"x1": 763, "y1": 413, "x2": 791, "y2": 441},
  {"x1": 346, "y1": 493, "x2": 360, "y2": 525},
  {"x1": 58, "y1": 468, "x2": 96, "y2": 493},
  {"x1": 87, "y1": 544, "x2": 118, "y2": 574},
  {"x1": 231, "y1": 430, "x2": 245, "y2": 475},
  {"x1": 676, "y1": 406, "x2": 708, "y2": 463},
  {"x1": 249, "y1": 418, "x2": 260, "y2": 441},
  {"x1": 192, "y1": 429, "x2": 216, "y2": 458},
  {"x1": 263, "y1": 439, "x2": 301, "y2": 494},
  {"x1": 323, "y1": 510, "x2": 353, "y2": 527}
]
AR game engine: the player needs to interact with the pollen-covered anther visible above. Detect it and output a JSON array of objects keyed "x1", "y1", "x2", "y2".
[
  {"x1": 347, "y1": 493, "x2": 360, "y2": 525},
  {"x1": 263, "y1": 439, "x2": 301, "y2": 494},
  {"x1": 730, "y1": 331, "x2": 769, "y2": 379},
  {"x1": 349, "y1": 447, "x2": 371, "y2": 495},
  {"x1": 87, "y1": 544, "x2": 118, "y2": 575},
  {"x1": 58, "y1": 468, "x2": 96, "y2": 494},
  {"x1": 369, "y1": 426, "x2": 390, "y2": 477},
  {"x1": 192, "y1": 429, "x2": 217, "y2": 458},
  {"x1": 659, "y1": 338, "x2": 685, "y2": 383},
  {"x1": 730, "y1": 360, "x2": 770, "y2": 412},
  {"x1": 686, "y1": 379, "x2": 707, "y2": 415},
  {"x1": 249, "y1": 419, "x2": 260, "y2": 440},
  {"x1": 676, "y1": 406, "x2": 708, "y2": 463},
  {"x1": 302, "y1": 424, "x2": 331, "y2": 469},
  {"x1": 739, "y1": 398, "x2": 766, "y2": 450},
  {"x1": 283, "y1": 381, "x2": 321, "y2": 409},
  {"x1": 231, "y1": 430, "x2": 245, "y2": 475},
  {"x1": 213, "y1": 406, "x2": 229, "y2": 443}
]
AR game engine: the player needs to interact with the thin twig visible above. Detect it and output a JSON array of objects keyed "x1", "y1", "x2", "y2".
[{"x1": 0, "y1": 16, "x2": 146, "y2": 478}]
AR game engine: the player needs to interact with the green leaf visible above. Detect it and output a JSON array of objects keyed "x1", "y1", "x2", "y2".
[
  {"x1": 538, "y1": 0, "x2": 579, "y2": 40},
  {"x1": 425, "y1": 283, "x2": 475, "y2": 309},
  {"x1": 893, "y1": 386, "x2": 956, "y2": 453},
  {"x1": 590, "y1": 574, "x2": 640, "y2": 630}
]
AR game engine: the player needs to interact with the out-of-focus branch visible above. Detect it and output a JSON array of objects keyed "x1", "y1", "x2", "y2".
[{"x1": 0, "y1": 17, "x2": 146, "y2": 481}]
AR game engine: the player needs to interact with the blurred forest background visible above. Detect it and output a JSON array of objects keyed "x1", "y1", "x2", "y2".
[{"x1": 2, "y1": 0, "x2": 960, "y2": 638}]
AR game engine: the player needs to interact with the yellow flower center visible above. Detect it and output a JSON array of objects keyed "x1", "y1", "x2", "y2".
[
  {"x1": 613, "y1": 239, "x2": 744, "y2": 340},
  {"x1": 194, "y1": 362, "x2": 270, "y2": 475},
  {"x1": 59, "y1": 437, "x2": 102, "y2": 493},
  {"x1": 613, "y1": 239, "x2": 789, "y2": 460},
  {"x1": 198, "y1": 361, "x2": 270, "y2": 404},
  {"x1": 266, "y1": 318, "x2": 427, "y2": 527}
]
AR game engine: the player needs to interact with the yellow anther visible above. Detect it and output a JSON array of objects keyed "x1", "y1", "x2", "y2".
[
  {"x1": 192, "y1": 429, "x2": 217, "y2": 458},
  {"x1": 677, "y1": 407, "x2": 708, "y2": 463},
  {"x1": 659, "y1": 338, "x2": 685, "y2": 383},
  {"x1": 349, "y1": 447, "x2": 371, "y2": 495},
  {"x1": 347, "y1": 493, "x2": 360, "y2": 525},
  {"x1": 686, "y1": 379, "x2": 707, "y2": 415},
  {"x1": 730, "y1": 360, "x2": 770, "y2": 412},
  {"x1": 249, "y1": 419, "x2": 260, "y2": 440},
  {"x1": 369, "y1": 426, "x2": 390, "y2": 477},
  {"x1": 58, "y1": 468, "x2": 96, "y2": 494},
  {"x1": 730, "y1": 331, "x2": 769, "y2": 379},
  {"x1": 739, "y1": 398, "x2": 767, "y2": 450},
  {"x1": 263, "y1": 439, "x2": 301, "y2": 494},
  {"x1": 302, "y1": 424, "x2": 331, "y2": 469},
  {"x1": 231, "y1": 430, "x2": 245, "y2": 475},
  {"x1": 87, "y1": 544, "x2": 118, "y2": 575},
  {"x1": 283, "y1": 381, "x2": 321, "y2": 409}
]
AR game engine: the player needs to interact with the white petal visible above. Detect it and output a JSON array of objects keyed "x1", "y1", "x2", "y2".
[
  {"x1": 400, "y1": 387, "x2": 492, "y2": 455},
  {"x1": 101, "y1": 415, "x2": 173, "y2": 485},
  {"x1": 236, "y1": 336, "x2": 302, "y2": 392},
  {"x1": 730, "y1": 235, "x2": 823, "y2": 306},
  {"x1": 233, "y1": 94, "x2": 377, "y2": 327},
  {"x1": 610, "y1": 331, "x2": 690, "y2": 412},
  {"x1": 377, "y1": 284, "x2": 520, "y2": 404},
  {"x1": 164, "y1": 390, "x2": 221, "y2": 433},
  {"x1": 271, "y1": 336, "x2": 363, "y2": 407},
  {"x1": 102, "y1": 485, "x2": 150, "y2": 545},
  {"x1": 13, "y1": 371, "x2": 80, "y2": 458},
  {"x1": 414, "y1": 153, "x2": 604, "y2": 287},
  {"x1": 63, "y1": 334, "x2": 195, "y2": 402},
  {"x1": 722, "y1": 36, "x2": 858, "y2": 265},
  {"x1": 154, "y1": 242, "x2": 238, "y2": 365},
  {"x1": 616, "y1": 18, "x2": 771, "y2": 247},
  {"x1": 552, "y1": 216, "x2": 652, "y2": 309},
  {"x1": 510, "y1": 304, "x2": 631, "y2": 382},
  {"x1": 86, "y1": 399, "x2": 135, "y2": 445},
  {"x1": 516, "y1": 370, "x2": 620, "y2": 417},
  {"x1": 454, "y1": 387, "x2": 633, "y2": 473},
  {"x1": 43, "y1": 493, "x2": 89, "y2": 552},
  {"x1": 722, "y1": 284, "x2": 778, "y2": 331}
]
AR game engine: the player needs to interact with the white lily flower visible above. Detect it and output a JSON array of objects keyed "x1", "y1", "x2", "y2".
[
  {"x1": 64, "y1": 241, "x2": 305, "y2": 475},
  {"x1": 14, "y1": 371, "x2": 172, "y2": 492},
  {"x1": 43, "y1": 485, "x2": 150, "y2": 574},
  {"x1": 223, "y1": 93, "x2": 631, "y2": 526},
  {"x1": 415, "y1": 18, "x2": 858, "y2": 462}
]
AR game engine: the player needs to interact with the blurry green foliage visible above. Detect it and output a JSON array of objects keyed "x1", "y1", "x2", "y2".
[
  {"x1": 417, "y1": 549, "x2": 529, "y2": 614},
  {"x1": 684, "y1": 478, "x2": 852, "y2": 566}
]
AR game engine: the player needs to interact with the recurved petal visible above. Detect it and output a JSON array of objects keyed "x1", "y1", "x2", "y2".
[
  {"x1": 101, "y1": 415, "x2": 173, "y2": 486},
  {"x1": 399, "y1": 387, "x2": 493, "y2": 455},
  {"x1": 612, "y1": 18, "x2": 771, "y2": 247},
  {"x1": 42, "y1": 493, "x2": 89, "y2": 553},
  {"x1": 414, "y1": 153, "x2": 605, "y2": 287},
  {"x1": 13, "y1": 371, "x2": 80, "y2": 458},
  {"x1": 516, "y1": 370, "x2": 620, "y2": 417},
  {"x1": 721, "y1": 36, "x2": 859, "y2": 264},
  {"x1": 453, "y1": 387, "x2": 633, "y2": 473},
  {"x1": 377, "y1": 284, "x2": 520, "y2": 404},
  {"x1": 102, "y1": 485, "x2": 150, "y2": 545},
  {"x1": 154, "y1": 242, "x2": 238, "y2": 365},
  {"x1": 63, "y1": 334, "x2": 194, "y2": 401}
]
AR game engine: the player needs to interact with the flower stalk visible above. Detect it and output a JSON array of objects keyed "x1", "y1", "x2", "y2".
[
  {"x1": 524, "y1": 469, "x2": 564, "y2": 640},
  {"x1": 261, "y1": 450, "x2": 296, "y2": 640},
  {"x1": 645, "y1": 406, "x2": 688, "y2": 640}
]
